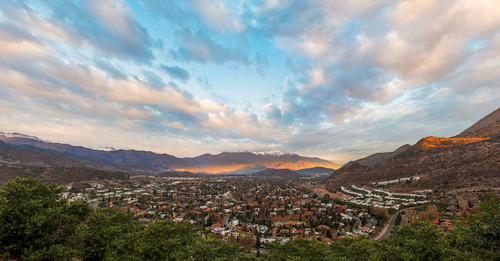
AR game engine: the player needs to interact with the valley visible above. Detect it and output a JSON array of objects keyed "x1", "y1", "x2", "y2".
[{"x1": 0, "y1": 108, "x2": 498, "y2": 259}]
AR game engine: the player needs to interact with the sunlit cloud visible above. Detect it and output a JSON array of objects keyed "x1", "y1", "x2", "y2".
[{"x1": 0, "y1": 0, "x2": 498, "y2": 162}]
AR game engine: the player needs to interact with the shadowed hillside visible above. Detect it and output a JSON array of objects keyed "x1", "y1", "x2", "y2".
[
  {"x1": 324, "y1": 108, "x2": 500, "y2": 192},
  {"x1": 0, "y1": 134, "x2": 340, "y2": 174},
  {"x1": 251, "y1": 168, "x2": 301, "y2": 179}
]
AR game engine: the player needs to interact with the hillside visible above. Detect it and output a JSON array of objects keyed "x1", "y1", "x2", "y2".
[
  {"x1": 324, "y1": 108, "x2": 500, "y2": 192},
  {"x1": 156, "y1": 171, "x2": 204, "y2": 178},
  {"x1": 251, "y1": 168, "x2": 301, "y2": 179},
  {"x1": 0, "y1": 165, "x2": 127, "y2": 185},
  {"x1": 0, "y1": 134, "x2": 340, "y2": 174},
  {"x1": 295, "y1": 167, "x2": 336, "y2": 176},
  {"x1": 0, "y1": 141, "x2": 84, "y2": 168},
  {"x1": 0, "y1": 134, "x2": 185, "y2": 172},
  {"x1": 458, "y1": 108, "x2": 500, "y2": 136},
  {"x1": 0, "y1": 140, "x2": 127, "y2": 185},
  {"x1": 355, "y1": 144, "x2": 411, "y2": 167},
  {"x1": 177, "y1": 152, "x2": 340, "y2": 174}
]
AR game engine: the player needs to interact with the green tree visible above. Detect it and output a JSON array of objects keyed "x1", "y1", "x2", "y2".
[
  {"x1": 329, "y1": 237, "x2": 380, "y2": 261},
  {"x1": 135, "y1": 220, "x2": 197, "y2": 260},
  {"x1": 445, "y1": 193, "x2": 500, "y2": 259},
  {"x1": 190, "y1": 239, "x2": 244, "y2": 261},
  {"x1": 384, "y1": 221, "x2": 446, "y2": 260},
  {"x1": 0, "y1": 177, "x2": 90, "y2": 260},
  {"x1": 75, "y1": 207, "x2": 143, "y2": 260},
  {"x1": 263, "y1": 238, "x2": 329, "y2": 261}
]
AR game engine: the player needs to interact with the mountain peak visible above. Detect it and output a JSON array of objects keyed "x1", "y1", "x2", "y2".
[
  {"x1": 0, "y1": 131, "x2": 48, "y2": 142},
  {"x1": 459, "y1": 108, "x2": 500, "y2": 134},
  {"x1": 0, "y1": 132, "x2": 340, "y2": 174},
  {"x1": 324, "y1": 107, "x2": 500, "y2": 192}
]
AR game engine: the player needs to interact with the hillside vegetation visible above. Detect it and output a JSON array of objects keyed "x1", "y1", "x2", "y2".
[
  {"x1": 324, "y1": 108, "x2": 500, "y2": 192},
  {"x1": 0, "y1": 165, "x2": 126, "y2": 185}
]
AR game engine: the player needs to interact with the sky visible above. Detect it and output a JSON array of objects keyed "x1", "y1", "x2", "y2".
[{"x1": 0, "y1": 0, "x2": 499, "y2": 163}]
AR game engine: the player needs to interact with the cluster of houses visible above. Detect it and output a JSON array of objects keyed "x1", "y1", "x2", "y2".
[
  {"x1": 63, "y1": 176, "x2": 382, "y2": 245},
  {"x1": 447, "y1": 193, "x2": 481, "y2": 215},
  {"x1": 371, "y1": 176, "x2": 420, "y2": 186},
  {"x1": 340, "y1": 185, "x2": 432, "y2": 209}
]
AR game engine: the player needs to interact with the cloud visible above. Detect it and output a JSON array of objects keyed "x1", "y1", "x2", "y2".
[
  {"x1": 1, "y1": 0, "x2": 160, "y2": 63},
  {"x1": 188, "y1": 0, "x2": 245, "y2": 33},
  {"x1": 1, "y1": 0, "x2": 499, "y2": 162},
  {"x1": 138, "y1": 1, "x2": 192, "y2": 25},
  {"x1": 196, "y1": 76, "x2": 212, "y2": 90},
  {"x1": 92, "y1": 59, "x2": 127, "y2": 79},
  {"x1": 170, "y1": 28, "x2": 250, "y2": 65},
  {"x1": 160, "y1": 64, "x2": 190, "y2": 82},
  {"x1": 252, "y1": 0, "x2": 500, "y2": 120},
  {"x1": 0, "y1": 27, "x2": 280, "y2": 149}
]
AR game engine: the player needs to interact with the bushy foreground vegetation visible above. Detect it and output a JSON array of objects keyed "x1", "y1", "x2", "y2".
[{"x1": 0, "y1": 178, "x2": 498, "y2": 260}]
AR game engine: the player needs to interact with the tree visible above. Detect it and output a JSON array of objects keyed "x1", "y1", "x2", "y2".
[
  {"x1": 0, "y1": 177, "x2": 91, "y2": 260},
  {"x1": 135, "y1": 220, "x2": 196, "y2": 260},
  {"x1": 189, "y1": 239, "x2": 243, "y2": 261},
  {"x1": 256, "y1": 232, "x2": 261, "y2": 257},
  {"x1": 385, "y1": 221, "x2": 446, "y2": 260},
  {"x1": 75, "y1": 207, "x2": 143, "y2": 260},
  {"x1": 445, "y1": 193, "x2": 500, "y2": 259},
  {"x1": 329, "y1": 237, "x2": 381, "y2": 261},
  {"x1": 263, "y1": 238, "x2": 329, "y2": 260}
]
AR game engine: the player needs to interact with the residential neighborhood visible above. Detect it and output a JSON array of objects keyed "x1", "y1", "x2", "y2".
[{"x1": 63, "y1": 176, "x2": 385, "y2": 245}]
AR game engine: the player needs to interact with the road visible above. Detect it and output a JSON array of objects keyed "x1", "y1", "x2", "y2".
[
  {"x1": 374, "y1": 208, "x2": 413, "y2": 241},
  {"x1": 374, "y1": 211, "x2": 399, "y2": 242},
  {"x1": 223, "y1": 214, "x2": 232, "y2": 229},
  {"x1": 401, "y1": 212, "x2": 409, "y2": 228}
]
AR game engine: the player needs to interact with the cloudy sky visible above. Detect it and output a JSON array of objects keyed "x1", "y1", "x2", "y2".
[{"x1": 1, "y1": 0, "x2": 499, "y2": 162}]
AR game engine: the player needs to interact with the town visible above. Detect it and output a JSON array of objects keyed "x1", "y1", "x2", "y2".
[
  {"x1": 63, "y1": 176, "x2": 389, "y2": 245},
  {"x1": 62, "y1": 174, "x2": 487, "y2": 248}
]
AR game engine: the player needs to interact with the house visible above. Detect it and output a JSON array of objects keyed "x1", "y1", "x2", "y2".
[
  {"x1": 321, "y1": 237, "x2": 333, "y2": 244},
  {"x1": 440, "y1": 221, "x2": 453, "y2": 230},
  {"x1": 257, "y1": 225, "x2": 268, "y2": 234}
]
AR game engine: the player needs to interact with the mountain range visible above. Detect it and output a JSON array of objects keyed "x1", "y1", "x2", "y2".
[
  {"x1": 0, "y1": 133, "x2": 340, "y2": 175},
  {"x1": 323, "y1": 108, "x2": 500, "y2": 192},
  {"x1": 1, "y1": 108, "x2": 498, "y2": 190}
]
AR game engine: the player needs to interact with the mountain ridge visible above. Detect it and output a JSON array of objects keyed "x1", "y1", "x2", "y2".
[
  {"x1": 0, "y1": 134, "x2": 340, "y2": 174},
  {"x1": 323, "y1": 108, "x2": 500, "y2": 192}
]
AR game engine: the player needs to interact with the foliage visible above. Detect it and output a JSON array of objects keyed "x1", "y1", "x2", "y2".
[
  {"x1": 74, "y1": 207, "x2": 143, "y2": 260},
  {"x1": 394, "y1": 212, "x2": 402, "y2": 227},
  {"x1": 445, "y1": 193, "x2": 500, "y2": 259},
  {"x1": 329, "y1": 237, "x2": 381, "y2": 260},
  {"x1": 369, "y1": 204, "x2": 389, "y2": 221},
  {"x1": 0, "y1": 177, "x2": 90, "y2": 260},
  {"x1": 263, "y1": 238, "x2": 330, "y2": 260},
  {"x1": 384, "y1": 222, "x2": 446, "y2": 260}
]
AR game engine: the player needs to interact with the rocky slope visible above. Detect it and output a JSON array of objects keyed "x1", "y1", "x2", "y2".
[
  {"x1": 355, "y1": 144, "x2": 411, "y2": 167},
  {"x1": 458, "y1": 108, "x2": 500, "y2": 136},
  {"x1": 324, "y1": 108, "x2": 500, "y2": 192}
]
